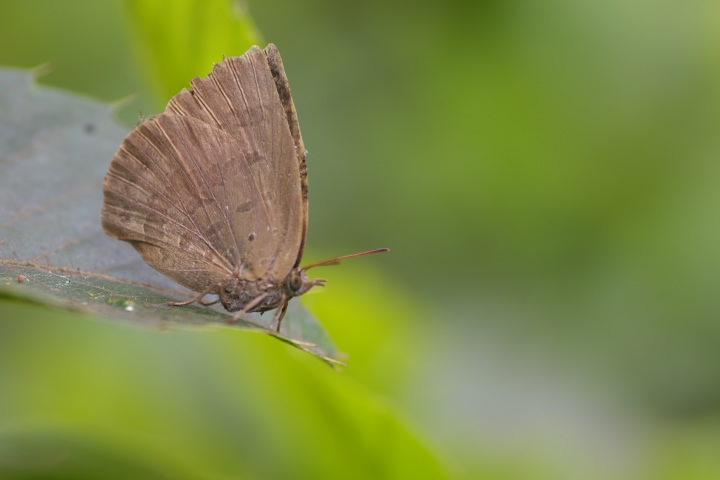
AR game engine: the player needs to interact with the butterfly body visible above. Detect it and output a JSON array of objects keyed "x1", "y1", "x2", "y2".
[{"x1": 220, "y1": 268, "x2": 320, "y2": 313}]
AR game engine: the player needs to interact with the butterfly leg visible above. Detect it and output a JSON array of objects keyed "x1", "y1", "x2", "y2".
[
  {"x1": 198, "y1": 297, "x2": 221, "y2": 306},
  {"x1": 268, "y1": 302, "x2": 319, "y2": 348},
  {"x1": 169, "y1": 284, "x2": 219, "y2": 307},
  {"x1": 229, "y1": 292, "x2": 269, "y2": 324},
  {"x1": 270, "y1": 301, "x2": 289, "y2": 333}
]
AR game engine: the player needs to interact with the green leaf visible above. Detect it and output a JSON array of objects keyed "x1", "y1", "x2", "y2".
[
  {"x1": 123, "y1": 0, "x2": 262, "y2": 108},
  {"x1": 0, "y1": 67, "x2": 339, "y2": 364},
  {"x1": 0, "y1": 300, "x2": 450, "y2": 480},
  {"x1": 0, "y1": 429, "x2": 187, "y2": 480}
]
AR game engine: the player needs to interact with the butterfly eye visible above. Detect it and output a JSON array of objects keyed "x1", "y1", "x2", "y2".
[{"x1": 288, "y1": 273, "x2": 304, "y2": 292}]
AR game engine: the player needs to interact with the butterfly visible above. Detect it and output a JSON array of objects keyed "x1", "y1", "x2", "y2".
[{"x1": 101, "y1": 44, "x2": 387, "y2": 332}]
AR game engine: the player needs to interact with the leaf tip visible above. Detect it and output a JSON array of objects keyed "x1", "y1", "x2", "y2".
[{"x1": 30, "y1": 62, "x2": 55, "y2": 81}]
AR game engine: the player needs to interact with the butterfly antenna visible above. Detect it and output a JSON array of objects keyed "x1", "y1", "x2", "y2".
[{"x1": 303, "y1": 248, "x2": 390, "y2": 270}]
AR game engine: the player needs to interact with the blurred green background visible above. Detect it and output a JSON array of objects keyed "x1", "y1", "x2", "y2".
[{"x1": 3, "y1": 0, "x2": 720, "y2": 478}]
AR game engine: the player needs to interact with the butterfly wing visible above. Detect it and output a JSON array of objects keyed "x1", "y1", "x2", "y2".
[
  {"x1": 264, "y1": 44, "x2": 309, "y2": 269},
  {"x1": 102, "y1": 114, "x2": 269, "y2": 291},
  {"x1": 102, "y1": 45, "x2": 307, "y2": 293},
  {"x1": 164, "y1": 45, "x2": 308, "y2": 280}
]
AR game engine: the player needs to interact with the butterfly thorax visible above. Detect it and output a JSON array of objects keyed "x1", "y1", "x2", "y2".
[{"x1": 220, "y1": 268, "x2": 320, "y2": 313}]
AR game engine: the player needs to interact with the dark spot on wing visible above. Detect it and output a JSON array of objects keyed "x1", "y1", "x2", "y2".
[
  {"x1": 236, "y1": 201, "x2": 253, "y2": 213},
  {"x1": 246, "y1": 150, "x2": 265, "y2": 165}
]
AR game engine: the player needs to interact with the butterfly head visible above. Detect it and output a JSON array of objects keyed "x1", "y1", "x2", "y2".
[{"x1": 286, "y1": 268, "x2": 326, "y2": 298}]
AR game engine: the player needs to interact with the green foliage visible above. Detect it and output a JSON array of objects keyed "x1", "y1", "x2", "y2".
[
  {"x1": 0, "y1": 300, "x2": 447, "y2": 480},
  {"x1": 124, "y1": 0, "x2": 262, "y2": 109},
  {"x1": 0, "y1": 2, "x2": 450, "y2": 478},
  {"x1": 3, "y1": 0, "x2": 720, "y2": 478}
]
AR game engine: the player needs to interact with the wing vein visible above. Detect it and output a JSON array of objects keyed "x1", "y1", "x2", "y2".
[
  {"x1": 103, "y1": 197, "x2": 232, "y2": 273},
  {"x1": 135, "y1": 124, "x2": 230, "y2": 266}
]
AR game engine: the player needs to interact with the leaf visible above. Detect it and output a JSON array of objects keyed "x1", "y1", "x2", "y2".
[
  {"x1": 123, "y1": 0, "x2": 262, "y2": 108},
  {"x1": 0, "y1": 68, "x2": 340, "y2": 364},
  {"x1": 0, "y1": 429, "x2": 186, "y2": 480},
  {"x1": 0, "y1": 300, "x2": 451, "y2": 480}
]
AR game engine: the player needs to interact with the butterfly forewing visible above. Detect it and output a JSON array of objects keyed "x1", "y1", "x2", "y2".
[
  {"x1": 102, "y1": 44, "x2": 307, "y2": 294},
  {"x1": 165, "y1": 46, "x2": 306, "y2": 279}
]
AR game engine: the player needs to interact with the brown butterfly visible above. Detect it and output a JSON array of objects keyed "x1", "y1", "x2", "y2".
[{"x1": 101, "y1": 44, "x2": 388, "y2": 332}]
